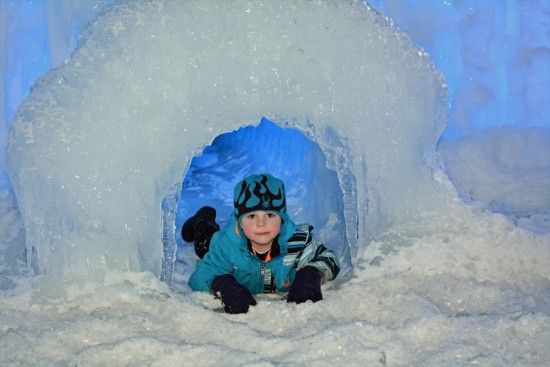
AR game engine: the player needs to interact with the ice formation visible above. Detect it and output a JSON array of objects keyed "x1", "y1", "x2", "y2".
[{"x1": 5, "y1": 0, "x2": 446, "y2": 293}]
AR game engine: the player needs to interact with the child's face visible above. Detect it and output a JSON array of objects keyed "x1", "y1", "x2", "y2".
[{"x1": 239, "y1": 211, "x2": 282, "y2": 251}]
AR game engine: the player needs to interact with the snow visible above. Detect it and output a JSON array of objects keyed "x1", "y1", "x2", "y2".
[
  {"x1": 2, "y1": 207, "x2": 549, "y2": 366},
  {"x1": 439, "y1": 125, "x2": 550, "y2": 234},
  {"x1": 1, "y1": 0, "x2": 549, "y2": 366}
]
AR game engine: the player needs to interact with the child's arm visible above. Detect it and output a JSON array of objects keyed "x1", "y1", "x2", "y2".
[
  {"x1": 296, "y1": 239, "x2": 340, "y2": 282},
  {"x1": 188, "y1": 232, "x2": 234, "y2": 292},
  {"x1": 290, "y1": 224, "x2": 340, "y2": 283},
  {"x1": 285, "y1": 224, "x2": 340, "y2": 304},
  {"x1": 189, "y1": 231, "x2": 257, "y2": 313}
]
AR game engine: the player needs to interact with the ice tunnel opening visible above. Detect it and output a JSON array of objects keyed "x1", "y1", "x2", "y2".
[
  {"x1": 161, "y1": 117, "x2": 355, "y2": 286},
  {"x1": 4, "y1": 0, "x2": 450, "y2": 295}
]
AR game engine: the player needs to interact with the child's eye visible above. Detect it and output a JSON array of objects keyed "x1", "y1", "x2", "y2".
[
  {"x1": 267, "y1": 213, "x2": 275, "y2": 218},
  {"x1": 247, "y1": 214, "x2": 255, "y2": 219}
]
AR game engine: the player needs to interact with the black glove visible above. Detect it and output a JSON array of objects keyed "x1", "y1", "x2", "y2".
[
  {"x1": 211, "y1": 274, "x2": 257, "y2": 314},
  {"x1": 287, "y1": 266, "x2": 323, "y2": 304}
]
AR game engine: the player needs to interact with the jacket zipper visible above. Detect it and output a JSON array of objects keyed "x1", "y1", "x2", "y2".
[{"x1": 260, "y1": 263, "x2": 275, "y2": 293}]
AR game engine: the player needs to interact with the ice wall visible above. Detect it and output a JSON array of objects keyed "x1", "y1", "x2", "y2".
[
  {"x1": 369, "y1": 0, "x2": 550, "y2": 138},
  {"x1": 0, "y1": 0, "x2": 115, "y2": 192},
  {"x1": 5, "y1": 0, "x2": 446, "y2": 293}
]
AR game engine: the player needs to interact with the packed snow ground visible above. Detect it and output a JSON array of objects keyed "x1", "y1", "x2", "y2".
[{"x1": 1, "y1": 246, "x2": 549, "y2": 367}]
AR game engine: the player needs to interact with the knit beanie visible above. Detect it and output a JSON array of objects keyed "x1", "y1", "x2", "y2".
[{"x1": 233, "y1": 173, "x2": 286, "y2": 222}]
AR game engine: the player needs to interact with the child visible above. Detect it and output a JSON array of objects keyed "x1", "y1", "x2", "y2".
[{"x1": 185, "y1": 173, "x2": 340, "y2": 314}]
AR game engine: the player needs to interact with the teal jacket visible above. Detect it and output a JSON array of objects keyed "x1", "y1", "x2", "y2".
[{"x1": 188, "y1": 212, "x2": 340, "y2": 294}]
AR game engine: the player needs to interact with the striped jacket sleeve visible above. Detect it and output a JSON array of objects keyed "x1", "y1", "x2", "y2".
[{"x1": 287, "y1": 224, "x2": 340, "y2": 282}]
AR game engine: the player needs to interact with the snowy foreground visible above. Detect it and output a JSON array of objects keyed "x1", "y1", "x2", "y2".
[{"x1": 2, "y1": 197, "x2": 549, "y2": 367}]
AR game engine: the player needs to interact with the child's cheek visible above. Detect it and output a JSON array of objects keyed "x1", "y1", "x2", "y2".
[{"x1": 241, "y1": 224, "x2": 255, "y2": 238}]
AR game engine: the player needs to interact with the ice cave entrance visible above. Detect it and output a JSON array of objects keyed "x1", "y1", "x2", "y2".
[
  {"x1": 171, "y1": 117, "x2": 353, "y2": 282},
  {"x1": 5, "y1": 1, "x2": 447, "y2": 294}
]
